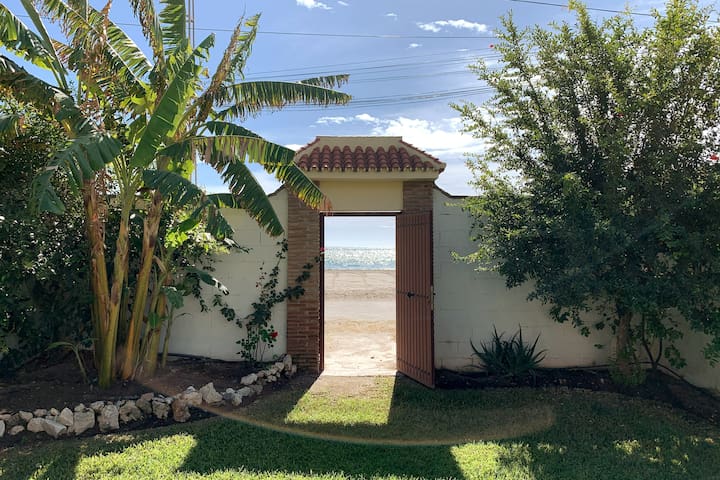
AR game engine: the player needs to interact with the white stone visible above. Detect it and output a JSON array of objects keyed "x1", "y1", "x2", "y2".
[
  {"x1": 240, "y1": 373, "x2": 257, "y2": 385},
  {"x1": 136, "y1": 393, "x2": 154, "y2": 414},
  {"x1": 6, "y1": 413, "x2": 21, "y2": 426},
  {"x1": 74, "y1": 404, "x2": 86, "y2": 412},
  {"x1": 222, "y1": 389, "x2": 236, "y2": 402},
  {"x1": 291, "y1": 365, "x2": 297, "y2": 375},
  {"x1": 172, "y1": 398, "x2": 190, "y2": 422},
  {"x1": 181, "y1": 390, "x2": 202, "y2": 407},
  {"x1": 274, "y1": 362, "x2": 285, "y2": 372},
  {"x1": 237, "y1": 386, "x2": 255, "y2": 398},
  {"x1": 152, "y1": 400, "x2": 170, "y2": 420},
  {"x1": 199, "y1": 382, "x2": 223, "y2": 405},
  {"x1": 98, "y1": 405, "x2": 120, "y2": 432},
  {"x1": 119, "y1": 401, "x2": 143, "y2": 423},
  {"x1": 90, "y1": 401, "x2": 105, "y2": 413},
  {"x1": 49, "y1": 408, "x2": 59, "y2": 416},
  {"x1": 73, "y1": 411, "x2": 95, "y2": 435},
  {"x1": 9, "y1": 425, "x2": 24, "y2": 436},
  {"x1": 58, "y1": 408, "x2": 74, "y2": 427},
  {"x1": 249, "y1": 383, "x2": 263, "y2": 395},
  {"x1": 27, "y1": 418, "x2": 45, "y2": 433},
  {"x1": 18, "y1": 411, "x2": 33, "y2": 422},
  {"x1": 283, "y1": 354, "x2": 293, "y2": 369},
  {"x1": 0, "y1": 414, "x2": 11, "y2": 422},
  {"x1": 33, "y1": 409, "x2": 47, "y2": 417},
  {"x1": 256, "y1": 371, "x2": 266, "y2": 379},
  {"x1": 0, "y1": 419, "x2": 4, "y2": 438},
  {"x1": 43, "y1": 419, "x2": 67, "y2": 438}
]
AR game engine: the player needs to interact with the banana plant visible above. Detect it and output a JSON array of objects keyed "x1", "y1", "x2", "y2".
[{"x1": 1, "y1": 0, "x2": 350, "y2": 385}]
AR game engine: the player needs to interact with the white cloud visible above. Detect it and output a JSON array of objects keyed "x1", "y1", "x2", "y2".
[
  {"x1": 285, "y1": 144, "x2": 303, "y2": 151},
  {"x1": 354, "y1": 113, "x2": 380, "y2": 123},
  {"x1": 417, "y1": 19, "x2": 488, "y2": 33},
  {"x1": 385, "y1": 12, "x2": 398, "y2": 19},
  {"x1": 370, "y1": 116, "x2": 486, "y2": 195},
  {"x1": 316, "y1": 116, "x2": 353, "y2": 124},
  {"x1": 296, "y1": 0, "x2": 331, "y2": 10},
  {"x1": 337, "y1": 0, "x2": 349, "y2": 5},
  {"x1": 408, "y1": 43, "x2": 422, "y2": 49},
  {"x1": 417, "y1": 22, "x2": 441, "y2": 33}
]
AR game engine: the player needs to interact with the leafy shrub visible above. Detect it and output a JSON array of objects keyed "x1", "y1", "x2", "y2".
[
  {"x1": 471, "y1": 326, "x2": 546, "y2": 378},
  {"x1": 0, "y1": 98, "x2": 92, "y2": 373}
]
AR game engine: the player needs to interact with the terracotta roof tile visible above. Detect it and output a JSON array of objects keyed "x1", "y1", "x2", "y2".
[{"x1": 295, "y1": 143, "x2": 444, "y2": 172}]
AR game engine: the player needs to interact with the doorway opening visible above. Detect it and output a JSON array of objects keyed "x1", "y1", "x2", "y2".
[{"x1": 322, "y1": 215, "x2": 397, "y2": 376}]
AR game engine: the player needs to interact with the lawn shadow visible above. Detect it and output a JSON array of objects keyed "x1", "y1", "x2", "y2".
[
  {"x1": 176, "y1": 373, "x2": 468, "y2": 478},
  {"x1": 175, "y1": 373, "x2": 561, "y2": 479},
  {"x1": 491, "y1": 394, "x2": 720, "y2": 480}
]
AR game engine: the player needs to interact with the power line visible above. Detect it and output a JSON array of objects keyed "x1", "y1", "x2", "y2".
[
  {"x1": 245, "y1": 48, "x2": 494, "y2": 77},
  {"x1": 506, "y1": 0, "x2": 655, "y2": 16}
]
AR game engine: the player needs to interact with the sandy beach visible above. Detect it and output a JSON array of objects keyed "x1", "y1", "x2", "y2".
[{"x1": 323, "y1": 270, "x2": 396, "y2": 376}]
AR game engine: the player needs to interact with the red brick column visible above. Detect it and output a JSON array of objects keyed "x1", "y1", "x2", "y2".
[
  {"x1": 286, "y1": 194, "x2": 321, "y2": 372},
  {"x1": 403, "y1": 180, "x2": 434, "y2": 213}
]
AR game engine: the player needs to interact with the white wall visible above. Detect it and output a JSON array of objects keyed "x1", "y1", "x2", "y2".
[
  {"x1": 669, "y1": 329, "x2": 720, "y2": 391},
  {"x1": 433, "y1": 188, "x2": 720, "y2": 393},
  {"x1": 432, "y1": 188, "x2": 613, "y2": 371},
  {"x1": 168, "y1": 189, "x2": 289, "y2": 362}
]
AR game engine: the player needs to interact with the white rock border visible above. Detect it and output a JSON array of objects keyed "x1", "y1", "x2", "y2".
[{"x1": 0, "y1": 354, "x2": 297, "y2": 441}]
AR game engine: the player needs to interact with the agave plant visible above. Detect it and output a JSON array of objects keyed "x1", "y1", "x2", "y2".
[
  {"x1": 471, "y1": 326, "x2": 546, "y2": 378},
  {"x1": 0, "y1": 0, "x2": 350, "y2": 386}
]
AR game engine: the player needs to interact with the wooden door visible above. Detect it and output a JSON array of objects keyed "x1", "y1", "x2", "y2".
[{"x1": 396, "y1": 212, "x2": 435, "y2": 387}]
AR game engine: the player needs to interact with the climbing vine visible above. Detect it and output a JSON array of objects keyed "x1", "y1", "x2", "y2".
[{"x1": 216, "y1": 239, "x2": 320, "y2": 363}]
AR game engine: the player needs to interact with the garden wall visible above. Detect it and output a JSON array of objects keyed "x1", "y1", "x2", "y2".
[
  {"x1": 432, "y1": 188, "x2": 613, "y2": 372},
  {"x1": 433, "y1": 188, "x2": 720, "y2": 392},
  {"x1": 167, "y1": 189, "x2": 289, "y2": 362}
]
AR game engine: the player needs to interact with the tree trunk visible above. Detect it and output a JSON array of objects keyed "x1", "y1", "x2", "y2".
[
  {"x1": 120, "y1": 191, "x2": 163, "y2": 380},
  {"x1": 142, "y1": 292, "x2": 166, "y2": 378},
  {"x1": 615, "y1": 305, "x2": 633, "y2": 377},
  {"x1": 82, "y1": 179, "x2": 113, "y2": 388}
]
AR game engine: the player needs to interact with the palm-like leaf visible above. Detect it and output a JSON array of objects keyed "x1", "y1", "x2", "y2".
[
  {"x1": 0, "y1": 55, "x2": 121, "y2": 212},
  {"x1": 40, "y1": 0, "x2": 150, "y2": 96},
  {"x1": 203, "y1": 121, "x2": 325, "y2": 208},
  {"x1": 0, "y1": 112, "x2": 23, "y2": 139},
  {"x1": 0, "y1": 2, "x2": 69, "y2": 90},
  {"x1": 128, "y1": 0, "x2": 164, "y2": 66},
  {"x1": 215, "y1": 80, "x2": 351, "y2": 121},
  {"x1": 297, "y1": 75, "x2": 350, "y2": 89},
  {"x1": 189, "y1": 14, "x2": 259, "y2": 125},
  {"x1": 142, "y1": 169, "x2": 275, "y2": 237},
  {"x1": 159, "y1": 0, "x2": 186, "y2": 55},
  {"x1": 0, "y1": 55, "x2": 84, "y2": 131},
  {"x1": 130, "y1": 33, "x2": 214, "y2": 169}
]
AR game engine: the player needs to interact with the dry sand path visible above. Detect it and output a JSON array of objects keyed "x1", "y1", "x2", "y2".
[{"x1": 323, "y1": 270, "x2": 396, "y2": 376}]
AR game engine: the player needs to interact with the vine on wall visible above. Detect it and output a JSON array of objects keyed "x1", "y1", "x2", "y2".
[{"x1": 216, "y1": 239, "x2": 320, "y2": 363}]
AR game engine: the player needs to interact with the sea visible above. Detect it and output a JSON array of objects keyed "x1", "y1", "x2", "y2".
[{"x1": 323, "y1": 247, "x2": 395, "y2": 270}]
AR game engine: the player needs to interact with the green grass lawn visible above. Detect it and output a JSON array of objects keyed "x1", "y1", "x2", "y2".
[{"x1": 1, "y1": 375, "x2": 718, "y2": 480}]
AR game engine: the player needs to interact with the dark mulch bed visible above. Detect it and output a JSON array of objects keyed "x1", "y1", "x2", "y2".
[
  {"x1": 0, "y1": 355, "x2": 292, "y2": 450},
  {"x1": 437, "y1": 367, "x2": 720, "y2": 426},
  {"x1": 0, "y1": 355, "x2": 261, "y2": 414}
]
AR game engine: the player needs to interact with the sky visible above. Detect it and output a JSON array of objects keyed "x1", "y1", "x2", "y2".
[{"x1": 3, "y1": 0, "x2": 715, "y2": 247}]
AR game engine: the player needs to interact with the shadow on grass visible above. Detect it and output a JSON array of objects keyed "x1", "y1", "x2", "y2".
[{"x1": 2, "y1": 377, "x2": 719, "y2": 480}]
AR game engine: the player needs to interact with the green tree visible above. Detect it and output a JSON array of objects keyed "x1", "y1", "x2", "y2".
[
  {"x1": 0, "y1": 0, "x2": 349, "y2": 386},
  {"x1": 455, "y1": 0, "x2": 720, "y2": 376}
]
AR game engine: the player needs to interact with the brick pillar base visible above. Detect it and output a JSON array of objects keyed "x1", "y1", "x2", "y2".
[{"x1": 286, "y1": 194, "x2": 321, "y2": 372}]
